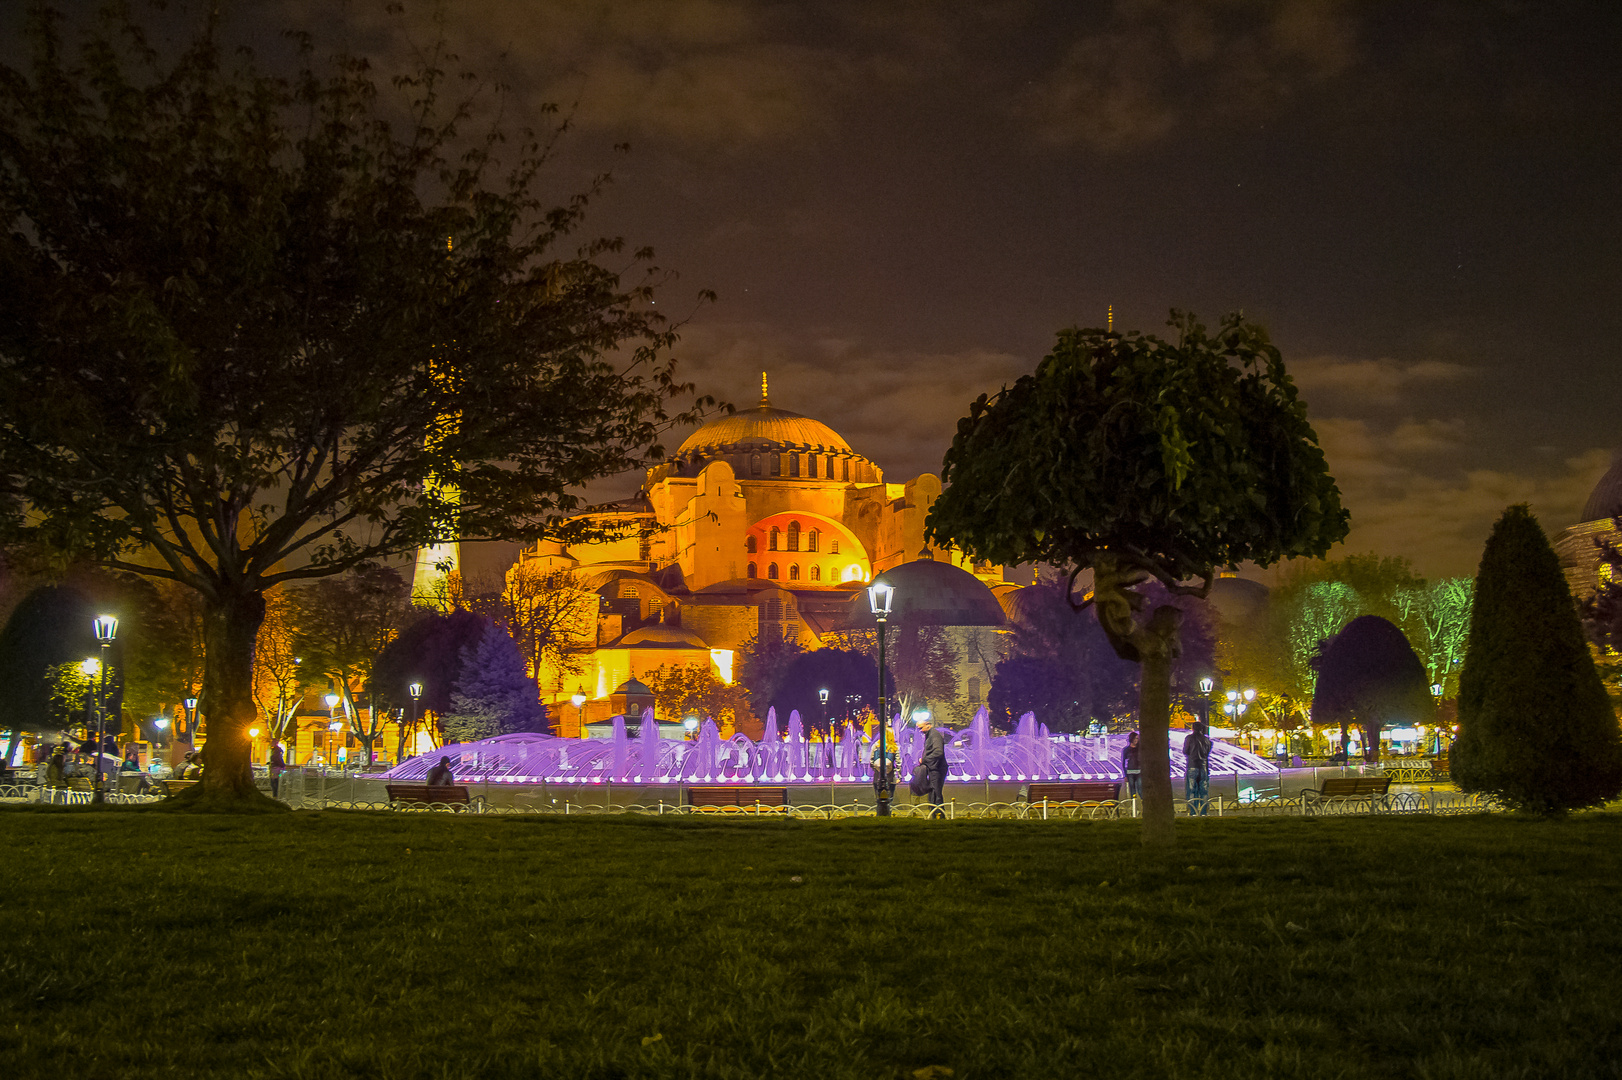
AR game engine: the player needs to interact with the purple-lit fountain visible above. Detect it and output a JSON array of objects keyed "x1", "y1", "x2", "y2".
[{"x1": 375, "y1": 707, "x2": 1274, "y2": 785}]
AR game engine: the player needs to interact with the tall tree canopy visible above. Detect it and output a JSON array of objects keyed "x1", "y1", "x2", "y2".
[
  {"x1": 1452, "y1": 505, "x2": 1622, "y2": 813},
  {"x1": 0, "y1": 5, "x2": 712, "y2": 804},
  {"x1": 926, "y1": 313, "x2": 1347, "y2": 843},
  {"x1": 1309, "y1": 615, "x2": 1430, "y2": 762}
]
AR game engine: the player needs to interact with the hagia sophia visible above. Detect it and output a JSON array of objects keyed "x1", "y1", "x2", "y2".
[{"x1": 413, "y1": 376, "x2": 1014, "y2": 735}]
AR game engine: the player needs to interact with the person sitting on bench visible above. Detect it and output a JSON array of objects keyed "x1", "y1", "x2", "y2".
[{"x1": 425, "y1": 756, "x2": 454, "y2": 787}]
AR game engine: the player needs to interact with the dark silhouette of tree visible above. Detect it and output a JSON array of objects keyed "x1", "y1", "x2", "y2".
[
  {"x1": 1452, "y1": 505, "x2": 1622, "y2": 813},
  {"x1": 1580, "y1": 516, "x2": 1622, "y2": 712},
  {"x1": 0, "y1": 585, "x2": 99, "y2": 760},
  {"x1": 442, "y1": 624, "x2": 544, "y2": 743},
  {"x1": 735, "y1": 633, "x2": 804, "y2": 716},
  {"x1": 1309, "y1": 615, "x2": 1430, "y2": 763},
  {"x1": 370, "y1": 609, "x2": 491, "y2": 753},
  {"x1": 0, "y1": 5, "x2": 713, "y2": 805},
  {"x1": 768, "y1": 648, "x2": 885, "y2": 737},
  {"x1": 926, "y1": 313, "x2": 1348, "y2": 844}
]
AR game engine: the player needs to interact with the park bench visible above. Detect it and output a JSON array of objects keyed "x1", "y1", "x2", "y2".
[
  {"x1": 158, "y1": 779, "x2": 201, "y2": 797},
  {"x1": 1027, "y1": 781, "x2": 1122, "y2": 817},
  {"x1": 386, "y1": 784, "x2": 475, "y2": 811},
  {"x1": 687, "y1": 786, "x2": 787, "y2": 812},
  {"x1": 1304, "y1": 776, "x2": 1392, "y2": 814}
]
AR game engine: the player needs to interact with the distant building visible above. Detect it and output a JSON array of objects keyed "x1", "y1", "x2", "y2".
[{"x1": 1554, "y1": 455, "x2": 1622, "y2": 601}]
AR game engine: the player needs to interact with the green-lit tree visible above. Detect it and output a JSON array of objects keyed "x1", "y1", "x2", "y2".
[
  {"x1": 926, "y1": 313, "x2": 1348, "y2": 844},
  {"x1": 1451, "y1": 505, "x2": 1622, "y2": 813},
  {"x1": 0, "y1": 5, "x2": 711, "y2": 805}
]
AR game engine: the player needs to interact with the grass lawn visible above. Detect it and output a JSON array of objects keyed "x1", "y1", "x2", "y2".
[{"x1": 3, "y1": 808, "x2": 1622, "y2": 1079}]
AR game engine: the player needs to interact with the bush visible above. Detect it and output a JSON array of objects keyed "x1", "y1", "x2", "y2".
[{"x1": 1451, "y1": 504, "x2": 1622, "y2": 812}]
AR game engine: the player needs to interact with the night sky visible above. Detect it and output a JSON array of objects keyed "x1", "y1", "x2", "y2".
[{"x1": 21, "y1": 1, "x2": 1622, "y2": 580}]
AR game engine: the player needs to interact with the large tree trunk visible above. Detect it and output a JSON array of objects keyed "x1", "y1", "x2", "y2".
[
  {"x1": 1134, "y1": 606, "x2": 1182, "y2": 846},
  {"x1": 184, "y1": 587, "x2": 283, "y2": 810}
]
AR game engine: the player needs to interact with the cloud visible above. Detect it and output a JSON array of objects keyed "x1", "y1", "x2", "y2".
[
  {"x1": 1020, "y1": 0, "x2": 1360, "y2": 152},
  {"x1": 1290, "y1": 355, "x2": 1473, "y2": 408}
]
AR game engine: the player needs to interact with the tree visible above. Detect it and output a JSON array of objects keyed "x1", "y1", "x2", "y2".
[
  {"x1": 289, "y1": 566, "x2": 414, "y2": 767},
  {"x1": 441, "y1": 624, "x2": 544, "y2": 743},
  {"x1": 1310, "y1": 615, "x2": 1430, "y2": 762},
  {"x1": 766, "y1": 649, "x2": 882, "y2": 738},
  {"x1": 926, "y1": 313, "x2": 1348, "y2": 843},
  {"x1": 0, "y1": 5, "x2": 712, "y2": 805},
  {"x1": 466, "y1": 564, "x2": 597, "y2": 698},
  {"x1": 1580, "y1": 518, "x2": 1622, "y2": 713},
  {"x1": 644, "y1": 663, "x2": 758, "y2": 738},
  {"x1": 1451, "y1": 505, "x2": 1622, "y2": 813},
  {"x1": 370, "y1": 608, "x2": 491, "y2": 755},
  {"x1": 252, "y1": 588, "x2": 304, "y2": 747},
  {"x1": 734, "y1": 632, "x2": 805, "y2": 716},
  {"x1": 886, "y1": 624, "x2": 960, "y2": 723},
  {"x1": 0, "y1": 585, "x2": 100, "y2": 760}
]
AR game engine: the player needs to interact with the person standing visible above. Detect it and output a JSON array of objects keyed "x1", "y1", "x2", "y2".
[
  {"x1": 1183, "y1": 720, "x2": 1213, "y2": 816},
  {"x1": 268, "y1": 741, "x2": 286, "y2": 799},
  {"x1": 917, "y1": 716, "x2": 951, "y2": 818},
  {"x1": 1122, "y1": 731, "x2": 1142, "y2": 798}
]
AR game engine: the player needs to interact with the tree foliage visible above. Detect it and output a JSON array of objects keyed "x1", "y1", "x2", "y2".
[
  {"x1": 0, "y1": 4, "x2": 711, "y2": 802},
  {"x1": 370, "y1": 608, "x2": 491, "y2": 727},
  {"x1": 1310, "y1": 615, "x2": 1430, "y2": 762},
  {"x1": 766, "y1": 648, "x2": 882, "y2": 736},
  {"x1": 1451, "y1": 505, "x2": 1622, "y2": 813},
  {"x1": 644, "y1": 664, "x2": 757, "y2": 739},
  {"x1": 442, "y1": 624, "x2": 544, "y2": 744},
  {"x1": 1580, "y1": 517, "x2": 1622, "y2": 713},
  {"x1": 926, "y1": 313, "x2": 1347, "y2": 843}
]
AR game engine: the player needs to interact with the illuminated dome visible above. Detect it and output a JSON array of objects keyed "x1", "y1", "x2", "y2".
[
  {"x1": 669, "y1": 375, "x2": 880, "y2": 484},
  {"x1": 847, "y1": 558, "x2": 1007, "y2": 628},
  {"x1": 1580, "y1": 456, "x2": 1622, "y2": 523},
  {"x1": 619, "y1": 625, "x2": 709, "y2": 649},
  {"x1": 677, "y1": 403, "x2": 851, "y2": 458}
]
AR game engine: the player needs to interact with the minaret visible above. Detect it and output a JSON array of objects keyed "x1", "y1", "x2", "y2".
[{"x1": 411, "y1": 301, "x2": 463, "y2": 609}]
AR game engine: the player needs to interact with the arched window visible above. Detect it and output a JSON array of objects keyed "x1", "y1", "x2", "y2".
[
  {"x1": 769, "y1": 526, "x2": 780, "y2": 551},
  {"x1": 771, "y1": 454, "x2": 781, "y2": 477},
  {"x1": 624, "y1": 586, "x2": 639, "y2": 598},
  {"x1": 789, "y1": 453, "x2": 800, "y2": 478},
  {"x1": 826, "y1": 455, "x2": 835, "y2": 478},
  {"x1": 787, "y1": 521, "x2": 800, "y2": 551},
  {"x1": 806, "y1": 455, "x2": 817, "y2": 479},
  {"x1": 842, "y1": 459, "x2": 850, "y2": 481},
  {"x1": 969, "y1": 677, "x2": 981, "y2": 704},
  {"x1": 750, "y1": 454, "x2": 761, "y2": 477},
  {"x1": 768, "y1": 562, "x2": 779, "y2": 580},
  {"x1": 747, "y1": 562, "x2": 757, "y2": 579},
  {"x1": 830, "y1": 539, "x2": 840, "y2": 555},
  {"x1": 807, "y1": 529, "x2": 819, "y2": 552},
  {"x1": 789, "y1": 564, "x2": 800, "y2": 581},
  {"x1": 810, "y1": 565, "x2": 822, "y2": 582},
  {"x1": 746, "y1": 534, "x2": 757, "y2": 554}
]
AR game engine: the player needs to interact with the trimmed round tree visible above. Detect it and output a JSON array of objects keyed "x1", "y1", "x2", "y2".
[
  {"x1": 925, "y1": 313, "x2": 1348, "y2": 844},
  {"x1": 1310, "y1": 615, "x2": 1430, "y2": 762},
  {"x1": 442, "y1": 624, "x2": 545, "y2": 743},
  {"x1": 1452, "y1": 504, "x2": 1622, "y2": 813}
]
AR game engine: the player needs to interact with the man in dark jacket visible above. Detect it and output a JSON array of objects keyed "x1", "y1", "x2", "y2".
[
  {"x1": 917, "y1": 716, "x2": 951, "y2": 817},
  {"x1": 1183, "y1": 721, "x2": 1213, "y2": 816},
  {"x1": 425, "y1": 756, "x2": 454, "y2": 787}
]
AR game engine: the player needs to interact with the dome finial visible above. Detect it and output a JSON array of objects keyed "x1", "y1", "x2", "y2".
[{"x1": 760, "y1": 371, "x2": 769, "y2": 406}]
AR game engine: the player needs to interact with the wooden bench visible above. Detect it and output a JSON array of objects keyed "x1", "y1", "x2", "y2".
[
  {"x1": 158, "y1": 778, "x2": 201, "y2": 797},
  {"x1": 1028, "y1": 781, "x2": 1121, "y2": 805},
  {"x1": 386, "y1": 784, "x2": 473, "y2": 811},
  {"x1": 688, "y1": 787, "x2": 788, "y2": 810},
  {"x1": 1304, "y1": 776, "x2": 1392, "y2": 813}
]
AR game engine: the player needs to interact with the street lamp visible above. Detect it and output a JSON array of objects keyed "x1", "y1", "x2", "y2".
[
  {"x1": 1197, "y1": 676, "x2": 1214, "y2": 727},
  {"x1": 324, "y1": 694, "x2": 341, "y2": 769},
  {"x1": 407, "y1": 681, "x2": 424, "y2": 760},
  {"x1": 90, "y1": 614, "x2": 117, "y2": 804},
  {"x1": 683, "y1": 715, "x2": 699, "y2": 740},
  {"x1": 185, "y1": 696, "x2": 198, "y2": 744},
  {"x1": 818, "y1": 687, "x2": 831, "y2": 768},
  {"x1": 570, "y1": 688, "x2": 586, "y2": 737},
  {"x1": 868, "y1": 580, "x2": 895, "y2": 817}
]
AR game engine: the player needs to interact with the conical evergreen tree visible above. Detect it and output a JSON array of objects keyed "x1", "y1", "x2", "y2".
[
  {"x1": 1452, "y1": 504, "x2": 1622, "y2": 812},
  {"x1": 441, "y1": 625, "x2": 544, "y2": 743}
]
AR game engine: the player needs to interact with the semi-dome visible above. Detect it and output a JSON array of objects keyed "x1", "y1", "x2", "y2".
[
  {"x1": 618, "y1": 625, "x2": 709, "y2": 649},
  {"x1": 848, "y1": 558, "x2": 1007, "y2": 628},
  {"x1": 1580, "y1": 455, "x2": 1622, "y2": 523},
  {"x1": 676, "y1": 403, "x2": 851, "y2": 458}
]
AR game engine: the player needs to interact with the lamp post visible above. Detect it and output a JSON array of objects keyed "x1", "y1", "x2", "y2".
[
  {"x1": 184, "y1": 696, "x2": 198, "y2": 746},
  {"x1": 571, "y1": 688, "x2": 586, "y2": 738},
  {"x1": 406, "y1": 682, "x2": 424, "y2": 762},
  {"x1": 868, "y1": 580, "x2": 895, "y2": 817},
  {"x1": 90, "y1": 614, "x2": 117, "y2": 804},
  {"x1": 818, "y1": 687, "x2": 831, "y2": 772},
  {"x1": 1430, "y1": 682, "x2": 1445, "y2": 756},
  {"x1": 324, "y1": 693, "x2": 340, "y2": 770},
  {"x1": 1197, "y1": 677, "x2": 1214, "y2": 728},
  {"x1": 683, "y1": 715, "x2": 699, "y2": 740}
]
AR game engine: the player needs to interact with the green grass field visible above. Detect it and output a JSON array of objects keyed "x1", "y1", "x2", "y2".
[{"x1": 3, "y1": 808, "x2": 1621, "y2": 1079}]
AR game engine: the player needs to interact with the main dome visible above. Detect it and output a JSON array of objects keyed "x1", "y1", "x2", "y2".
[
  {"x1": 1580, "y1": 455, "x2": 1622, "y2": 523},
  {"x1": 676, "y1": 403, "x2": 852, "y2": 459}
]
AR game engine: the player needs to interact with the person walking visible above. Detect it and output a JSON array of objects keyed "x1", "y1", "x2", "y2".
[
  {"x1": 917, "y1": 716, "x2": 951, "y2": 818},
  {"x1": 1122, "y1": 731, "x2": 1142, "y2": 798},
  {"x1": 425, "y1": 755, "x2": 454, "y2": 787},
  {"x1": 1183, "y1": 720, "x2": 1213, "y2": 816},
  {"x1": 268, "y1": 741, "x2": 286, "y2": 799}
]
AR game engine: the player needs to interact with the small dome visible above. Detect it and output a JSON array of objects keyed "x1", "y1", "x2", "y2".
[
  {"x1": 1208, "y1": 573, "x2": 1269, "y2": 626},
  {"x1": 619, "y1": 625, "x2": 709, "y2": 649},
  {"x1": 615, "y1": 678, "x2": 655, "y2": 698},
  {"x1": 853, "y1": 559, "x2": 1007, "y2": 627},
  {"x1": 677, "y1": 403, "x2": 852, "y2": 459},
  {"x1": 1581, "y1": 456, "x2": 1622, "y2": 523}
]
